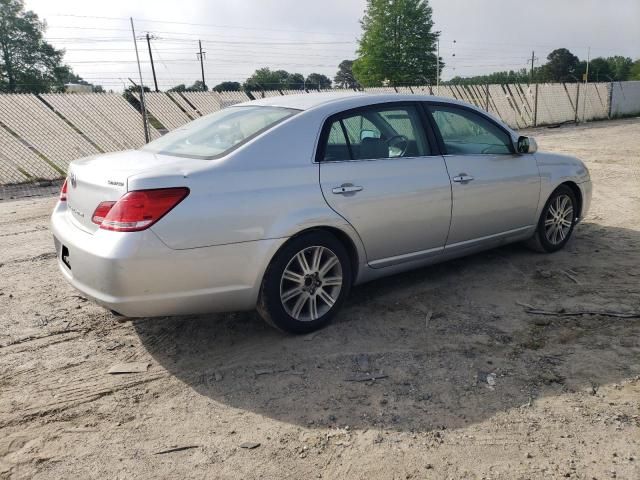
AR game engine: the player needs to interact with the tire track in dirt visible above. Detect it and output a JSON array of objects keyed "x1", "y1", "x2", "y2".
[{"x1": 0, "y1": 373, "x2": 168, "y2": 428}]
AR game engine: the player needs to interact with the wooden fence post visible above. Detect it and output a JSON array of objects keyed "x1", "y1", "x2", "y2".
[
  {"x1": 533, "y1": 83, "x2": 539, "y2": 127},
  {"x1": 574, "y1": 83, "x2": 581, "y2": 123}
]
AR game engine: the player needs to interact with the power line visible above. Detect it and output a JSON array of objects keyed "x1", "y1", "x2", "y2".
[
  {"x1": 49, "y1": 13, "x2": 357, "y2": 37},
  {"x1": 48, "y1": 24, "x2": 354, "y2": 43}
]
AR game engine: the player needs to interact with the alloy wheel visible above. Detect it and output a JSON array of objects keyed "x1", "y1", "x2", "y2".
[
  {"x1": 279, "y1": 246, "x2": 343, "y2": 322},
  {"x1": 544, "y1": 194, "x2": 574, "y2": 245}
]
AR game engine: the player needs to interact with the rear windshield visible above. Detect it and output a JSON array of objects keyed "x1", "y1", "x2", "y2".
[{"x1": 142, "y1": 106, "x2": 299, "y2": 159}]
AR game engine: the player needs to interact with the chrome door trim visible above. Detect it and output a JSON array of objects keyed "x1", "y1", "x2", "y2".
[
  {"x1": 444, "y1": 225, "x2": 533, "y2": 250},
  {"x1": 368, "y1": 245, "x2": 444, "y2": 269}
]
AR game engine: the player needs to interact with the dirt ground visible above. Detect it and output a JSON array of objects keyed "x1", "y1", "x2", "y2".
[{"x1": 1, "y1": 118, "x2": 639, "y2": 480}]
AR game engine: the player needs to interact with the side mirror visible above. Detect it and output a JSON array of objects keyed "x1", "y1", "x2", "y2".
[
  {"x1": 360, "y1": 129, "x2": 377, "y2": 141},
  {"x1": 516, "y1": 136, "x2": 538, "y2": 154}
]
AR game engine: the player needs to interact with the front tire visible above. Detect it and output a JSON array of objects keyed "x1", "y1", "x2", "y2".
[
  {"x1": 526, "y1": 185, "x2": 578, "y2": 253},
  {"x1": 257, "y1": 231, "x2": 352, "y2": 334}
]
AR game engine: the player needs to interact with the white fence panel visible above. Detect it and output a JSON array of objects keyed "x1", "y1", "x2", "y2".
[
  {"x1": 217, "y1": 90, "x2": 250, "y2": 106},
  {"x1": 610, "y1": 81, "x2": 640, "y2": 117},
  {"x1": 168, "y1": 92, "x2": 201, "y2": 119},
  {"x1": 0, "y1": 94, "x2": 97, "y2": 173},
  {"x1": 135, "y1": 92, "x2": 193, "y2": 130},
  {"x1": 180, "y1": 92, "x2": 221, "y2": 115},
  {"x1": 0, "y1": 127, "x2": 59, "y2": 183},
  {"x1": 41, "y1": 93, "x2": 126, "y2": 152},
  {"x1": 535, "y1": 83, "x2": 578, "y2": 125},
  {"x1": 581, "y1": 83, "x2": 610, "y2": 121}
]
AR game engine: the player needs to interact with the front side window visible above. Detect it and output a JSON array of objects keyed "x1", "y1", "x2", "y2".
[
  {"x1": 143, "y1": 106, "x2": 298, "y2": 159},
  {"x1": 429, "y1": 105, "x2": 513, "y2": 155},
  {"x1": 322, "y1": 105, "x2": 430, "y2": 162}
]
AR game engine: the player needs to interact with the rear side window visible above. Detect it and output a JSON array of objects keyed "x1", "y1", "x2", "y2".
[
  {"x1": 143, "y1": 106, "x2": 298, "y2": 159},
  {"x1": 324, "y1": 122, "x2": 351, "y2": 162},
  {"x1": 321, "y1": 105, "x2": 430, "y2": 162},
  {"x1": 429, "y1": 105, "x2": 513, "y2": 155}
]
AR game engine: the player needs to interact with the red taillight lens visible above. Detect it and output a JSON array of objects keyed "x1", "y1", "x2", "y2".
[
  {"x1": 94, "y1": 188, "x2": 189, "y2": 232},
  {"x1": 59, "y1": 179, "x2": 68, "y2": 201},
  {"x1": 91, "y1": 201, "x2": 116, "y2": 225}
]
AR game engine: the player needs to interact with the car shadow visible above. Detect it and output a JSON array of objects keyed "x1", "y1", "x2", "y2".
[{"x1": 132, "y1": 221, "x2": 640, "y2": 432}]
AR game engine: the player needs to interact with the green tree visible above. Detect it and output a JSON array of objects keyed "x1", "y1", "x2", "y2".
[
  {"x1": 606, "y1": 56, "x2": 633, "y2": 81},
  {"x1": 244, "y1": 68, "x2": 284, "y2": 90},
  {"x1": 540, "y1": 48, "x2": 580, "y2": 82},
  {"x1": 213, "y1": 81, "x2": 241, "y2": 92},
  {"x1": 0, "y1": 0, "x2": 83, "y2": 92},
  {"x1": 288, "y1": 72, "x2": 305, "y2": 90},
  {"x1": 630, "y1": 59, "x2": 640, "y2": 80},
  {"x1": 305, "y1": 73, "x2": 332, "y2": 89},
  {"x1": 188, "y1": 80, "x2": 207, "y2": 91},
  {"x1": 243, "y1": 68, "x2": 305, "y2": 90},
  {"x1": 334, "y1": 59, "x2": 359, "y2": 89},
  {"x1": 448, "y1": 68, "x2": 529, "y2": 85},
  {"x1": 587, "y1": 57, "x2": 612, "y2": 82},
  {"x1": 352, "y1": 0, "x2": 441, "y2": 87}
]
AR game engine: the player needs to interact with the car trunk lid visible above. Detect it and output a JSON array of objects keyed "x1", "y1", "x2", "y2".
[{"x1": 65, "y1": 150, "x2": 203, "y2": 234}]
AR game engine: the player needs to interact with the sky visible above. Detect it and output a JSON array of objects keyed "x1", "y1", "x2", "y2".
[{"x1": 24, "y1": 0, "x2": 640, "y2": 91}]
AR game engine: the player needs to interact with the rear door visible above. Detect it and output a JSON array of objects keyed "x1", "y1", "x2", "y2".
[
  {"x1": 426, "y1": 103, "x2": 540, "y2": 248},
  {"x1": 318, "y1": 102, "x2": 452, "y2": 268}
]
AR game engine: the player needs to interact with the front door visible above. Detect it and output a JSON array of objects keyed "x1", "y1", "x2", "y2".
[
  {"x1": 427, "y1": 103, "x2": 541, "y2": 248},
  {"x1": 318, "y1": 103, "x2": 452, "y2": 267}
]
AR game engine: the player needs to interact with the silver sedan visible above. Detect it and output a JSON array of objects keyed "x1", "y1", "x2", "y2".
[{"x1": 51, "y1": 93, "x2": 592, "y2": 333}]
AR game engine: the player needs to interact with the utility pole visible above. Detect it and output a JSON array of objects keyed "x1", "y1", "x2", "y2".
[
  {"x1": 530, "y1": 51, "x2": 535, "y2": 84},
  {"x1": 145, "y1": 33, "x2": 158, "y2": 92},
  {"x1": 130, "y1": 17, "x2": 150, "y2": 143},
  {"x1": 197, "y1": 40, "x2": 207, "y2": 91},
  {"x1": 581, "y1": 46, "x2": 591, "y2": 123},
  {"x1": 530, "y1": 51, "x2": 538, "y2": 127}
]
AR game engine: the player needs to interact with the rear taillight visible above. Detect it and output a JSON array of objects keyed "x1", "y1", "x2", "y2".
[
  {"x1": 59, "y1": 179, "x2": 68, "y2": 201},
  {"x1": 91, "y1": 201, "x2": 116, "y2": 225},
  {"x1": 92, "y1": 188, "x2": 189, "y2": 232}
]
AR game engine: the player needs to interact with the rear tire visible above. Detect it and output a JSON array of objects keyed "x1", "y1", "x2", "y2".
[
  {"x1": 257, "y1": 231, "x2": 352, "y2": 334},
  {"x1": 526, "y1": 185, "x2": 577, "y2": 253}
]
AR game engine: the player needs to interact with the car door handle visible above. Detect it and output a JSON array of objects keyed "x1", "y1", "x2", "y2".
[
  {"x1": 452, "y1": 174, "x2": 474, "y2": 184},
  {"x1": 332, "y1": 184, "x2": 363, "y2": 195}
]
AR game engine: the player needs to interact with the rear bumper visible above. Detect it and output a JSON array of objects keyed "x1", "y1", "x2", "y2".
[{"x1": 51, "y1": 202, "x2": 286, "y2": 317}]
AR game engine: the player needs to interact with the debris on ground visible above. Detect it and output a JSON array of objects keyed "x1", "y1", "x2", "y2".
[
  {"x1": 344, "y1": 372, "x2": 388, "y2": 382},
  {"x1": 519, "y1": 305, "x2": 640, "y2": 318},
  {"x1": 240, "y1": 442, "x2": 261, "y2": 449},
  {"x1": 154, "y1": 445, "x2": 199, "y2": 455},
  {"x1": 355, "y1": 354, "x2": 370, "y2": 372},
  {"x1": 107, "y1": 362, "x2": 150, "y2": 374}
]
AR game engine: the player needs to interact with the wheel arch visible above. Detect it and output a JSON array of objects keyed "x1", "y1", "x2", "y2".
[
  {"x1": 289, "y1": 226, "x2": 360, "y2": 284},
  {"x1": 559, "y1": 181, "x2": 583, "y2": 220},
  {"x1": 262, "y1": 225, "x2": 362, "y2": 289}
]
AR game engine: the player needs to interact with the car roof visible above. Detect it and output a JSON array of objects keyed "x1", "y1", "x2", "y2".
[
  {"x1": 234, "y1": 91, "x2": 516, "y2": 136},
  {"x1": 236, "y1": 91, "x2": 459, "y2": 111}
]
